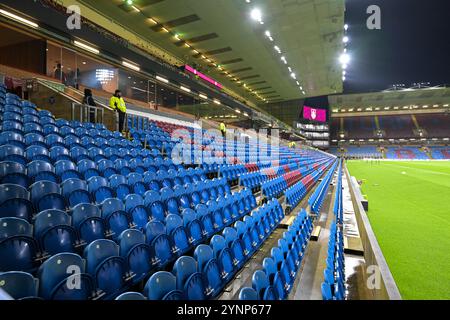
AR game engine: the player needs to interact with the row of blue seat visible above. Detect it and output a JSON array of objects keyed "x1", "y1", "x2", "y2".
[
  {"x1": 285, "y1": 171, "x2": 320, "y2": 207},
  {"x1": 333, "y1": 160, "x2": 344, "y2": 224},
  {"x1": 0, "y1": 157, "x2": 205, "y2": 190},
  {"x1": 321, "y1": 222, "x2": 345, "y2": 300},
  {"x1": 308, "y1": 160, "x2": 338, "y2": 215},
  {"x1": 238, "y1": 208, "x2": 313, "y2": 300},
  {"x1": 0, "y1": 174, "x2": 233, "y2": 220},
  {"x1": 239, "y1": 171, "x2": 268, "y2": 189}
]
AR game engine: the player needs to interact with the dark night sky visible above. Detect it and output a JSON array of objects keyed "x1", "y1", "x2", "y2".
[{"x1": 344, "y1": 0, "x2": 450, "y2": 93}]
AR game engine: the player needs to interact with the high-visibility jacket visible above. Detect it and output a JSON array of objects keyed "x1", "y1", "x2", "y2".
[
  {"x1": 110, "y1": 96, "x2": 127, "y2": 112},
  {"x1": 219, "y1": 122, "x2": 226, "y2": 133}
]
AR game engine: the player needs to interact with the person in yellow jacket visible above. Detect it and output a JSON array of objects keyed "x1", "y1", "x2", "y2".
[
  {"x1": 110, "y1": 89, "x2": 127, "y2": 132},
  {"x1": 219, "y1": 121, "x2": 226, "y2": 138}
]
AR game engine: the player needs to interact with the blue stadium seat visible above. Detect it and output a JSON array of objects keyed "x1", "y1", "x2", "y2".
[
  {"x1": 0, "y1": 217, "x2": 39, "y2": 272},
  {"x1": 223, "y1": 227, "x2": 246, "y2": 268},
  {"x1": 145, "y1": 221, "x2": 172, "y2": 268},
  {"x1": 55, "y1": 160, "x2": 82, "y2": 182},
  {"x1": 101, "y1": 198, "x2": 130, "y2": 241},
  {"x1": 88, "y1": 176, "x2": 115, "y2": 203},
  {"x1": 25, "y1": 145, "x2": 51, "y2": 163},
  {"x1": 125, "y1": 194, "x2": 150, "y2": 230},
  {"x1": 182, "y1": 208, "x2": 204, "y2": 246},
  {"x1": 0, "y1": 145, "x2": 26, "y2": 165},
  {"x1": 210, "y1": 235, "x2": 235, "y2": 282},
  {"x1": 23, "y1": 122, "x2": 44, "y2": 135},
  {"x1": 0, "y1": 184, "x2": 33, "y2": 221},
  {"x1": 127, "y1": 172, "x2": 147, "y2": 196},
  {"x1": 115, "y1": 292, "x2": 146, "y2": 300},
  {"x1": 172, "y1": 256, "x2": 206, "y2": 300},
  {"x1": 144, "y1": 190, "x2": 165, "y2": 222},
  {"x1": 61, "y1": 178, "x2": 92, "y2": 208},
  {"x1": 194, "y1": 244, "x2": 223, "y2": 298},
  {"x1": 72, "y1": 203, "x2": 105, "y2": 244},
  {"x1": 77, "y1": 159, "x2": 99, "y2": 180},
  {"x1": 38, "y1": 252, "x2": 94, "y2": 300},
  {"x1": 145, "y1": 271, "x2": 182, "y2": 300},
  {"x1": 239, "y1": 287, "x2": 258, "y2": 300},
  {"x1": 24, "y1": 133, "x2": 46, "y2": 148},
  {"x1": 34, "y1": 209, "x2": 77, "y2": 255},
  {"x1": 0, "y1": 161, "x2": 28, "y2": 188},
  {"x1": 84, "y1": 239, "x2": 128, "y2": 300},
  {"x1": 109, "y1": 174, "x2": 131, "y2": 200},
  {"x1": 262, "y1": 257, "x2": 285, "y2": 300},
  {"x1": 27, "y1": 160, "x2": 58, "y2": 183},
  {"x1": 161, "y1": 187, "x2": 179, "y2": 216},
  {"x1": 252, "y1": 270, "x2": 275, "y2": 300},
  {"x1": 0, "y1": 131, "x2": 25, "y2": 149},
  {"x1": 321, "y1": 282, "x2": 333, "y2": 300},
  {"x1": 98, "y1": 159, "x2": 117, "y2": 178},
  {"x1": 196, "y1": 204, "x2": 215, "y2": 238},
  {"x1": 0, "y1": 271, "x2": 39, "y2": 300},
  {"x1": 30, "y1": 180, "x2": 65, "y2": 212},
  {"x1": 166, "y1": 214, "x2": 191, "y2": 256},
  {"x1": 118, "y1": 229, "x2": 151, "y2": 284}
]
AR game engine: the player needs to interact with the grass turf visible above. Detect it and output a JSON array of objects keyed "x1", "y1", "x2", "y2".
[{"x1": 346, "y1": 160, "x2": 450, "y2": 300}]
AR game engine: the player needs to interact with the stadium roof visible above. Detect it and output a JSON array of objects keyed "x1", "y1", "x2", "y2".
[
  {"x1": 77, "y1": 0, "x2": 345, "y2": 104},
  {"x1": 329, "y1": 86, "x2": 450, "y2": 116}
]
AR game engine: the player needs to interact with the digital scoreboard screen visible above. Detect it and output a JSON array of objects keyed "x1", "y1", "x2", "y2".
[{"x1": 303, "y1": 106, "x2": 327, "y2": 122}]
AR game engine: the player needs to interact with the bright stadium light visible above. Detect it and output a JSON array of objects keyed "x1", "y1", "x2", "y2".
[
  {"x1": 250, "y1": 8, "x2": 262, "y2": 22},
  {"x1": 122, "y1": 61, "x2": 140, "y2": 72},
  {"x1": 265, "y1": 30, "x2": 271, "y2": 37},
  {"x1": 0, "y1": 9, "x2": 38, "y2": 28},
  {"x1": 339, "y1": 53, "x2": 350, "y2": 64},
  {"x1": 74, "y1": 40, "x2": 100, "y2": 54},
  {"x1": 343, "y1": 36, "x2": 349, "y2": 43},
  {"x1": 344, "y1": 24, "x2": 349, "y2": 31}
]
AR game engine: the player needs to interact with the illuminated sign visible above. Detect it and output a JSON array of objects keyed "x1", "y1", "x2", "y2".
[{"x1": 184, "y1": 65, "x2": 222, "y2": 89}]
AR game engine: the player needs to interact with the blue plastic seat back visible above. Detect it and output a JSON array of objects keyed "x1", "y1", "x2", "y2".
[
  {"x1": 0, "y1": 271, "x2": 38, "y2": 299},
  {"x1": 0, "y1": 217, "x2": 33, "y2": 240},
  {"x1": 30, "y1": 180, "x2": 65, "y2": 212},
  {"x1": 0, "y1": 184, "x2": 33, "y2": 221},
  {"x1": 72, "y1": 203, "x2": 104, "y2": 244},
  {"x1": 88, "y1": 176, "x2": 114, "y2": 203},
  {"x1": 34, "y1": 209, "x2": 76, "y2": 254},
  {"x1": 124, "y1": 194, "x2": 143, "y2": 213},
  {"x1": 166, "y1": 214, "x2": 190, "y2": 254},
  {"x1": 62, "y1": 178, "x2": 91, "y2": 208},
  {"x1": 321, "y1": 282, "x2": 333, "y2": 300},
  {"x1": 118, "y1": 229, "x2": 151, "y2": 282},
  {"x1": 252, "y1": 270, "x2": 270, "y2": 300},
  {"x1": 0, "y1": 161, "x2": 28, "y2": 188},
  {"x1": 145, "y1": 221, "x2": 172, "y2": 266},
  {"x1": 38, "y1": 252, "x2": 91, "y2": 300},
  {"x1": 172, "y1": 255, "x2": 205, "y2": 299},
  {"x1": 145, "y1": 271, "x2": 181, "y2": 300},
  {"x1": 115, "y1": 292, "x2": 146, "y2": 300},
  {"x1": 239, "y1": 287, "x2": 258, "y2": 300},
  {"x1": 210, "y1": 235, "x2": 234, "y2": 278},
  {"x1": 84, "y1": 239, "x2": 125, "y2": 298}
]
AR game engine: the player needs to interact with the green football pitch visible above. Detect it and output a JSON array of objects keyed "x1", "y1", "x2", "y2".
[{"x1": 346, "y1": 160, "x2": 450, "y2": 300}]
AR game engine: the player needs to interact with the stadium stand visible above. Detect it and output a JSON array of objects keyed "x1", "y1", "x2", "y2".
[
  {"x1": 0, "y1": 83, "x2": 339, "y2": 300},
  {"x1": 385, "y1": 146, "x2": 428, "y2": 160}
]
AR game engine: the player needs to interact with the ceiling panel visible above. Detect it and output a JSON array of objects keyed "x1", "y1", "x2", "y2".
[{"x1": 79, "y1": 0, "x2": 344, "y2": 105}]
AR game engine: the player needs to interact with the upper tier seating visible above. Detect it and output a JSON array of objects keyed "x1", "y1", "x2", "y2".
[{"x1": 343, "y1": 116, "x2": 376, "y2": 139}]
